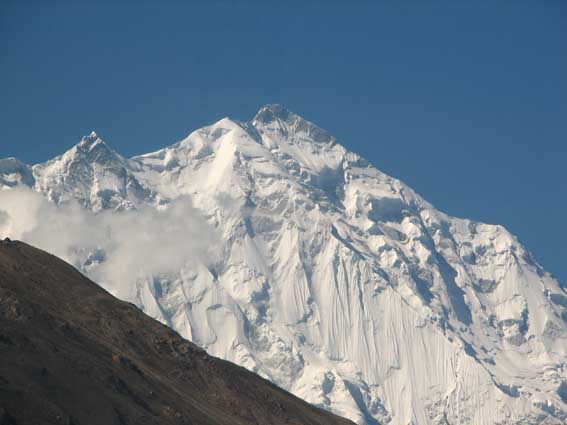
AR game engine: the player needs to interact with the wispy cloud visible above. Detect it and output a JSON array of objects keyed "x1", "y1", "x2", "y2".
[{"x1": 0, "y1": 188, "x2": 219, "y2": 298}]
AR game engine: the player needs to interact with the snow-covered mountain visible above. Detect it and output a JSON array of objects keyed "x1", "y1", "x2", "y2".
[{"x1": 2, "y1": 105, "x2": 567, "y2": 424}]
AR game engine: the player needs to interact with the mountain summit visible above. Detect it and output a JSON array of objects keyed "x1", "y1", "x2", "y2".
[
  {"x1": 253, "y1": 103, "x2": 335, "y2": 145},
  {"x1": 253, "y1": 103, "x2": 292, "y2": 123},
  {"x1": 77, "y1": 130, "x2": 103, "y2": 147},
  {"x1": 1, "y1": 106, "x2": 567, "y2": 424}
]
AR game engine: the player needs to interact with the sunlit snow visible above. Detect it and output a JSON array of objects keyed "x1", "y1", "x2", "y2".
[{"x1": 1, "y1": 105, "x2": 566, "y2": 424}]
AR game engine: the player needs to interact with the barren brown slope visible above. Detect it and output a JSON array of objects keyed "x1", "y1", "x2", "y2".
[{"x1": 0, "y1": 240, "x2": 355, "y2": 425}]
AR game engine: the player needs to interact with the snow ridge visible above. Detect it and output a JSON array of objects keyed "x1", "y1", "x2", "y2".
[{"x1": 2, "y1": 105, "x2": 567, "y2": 425}]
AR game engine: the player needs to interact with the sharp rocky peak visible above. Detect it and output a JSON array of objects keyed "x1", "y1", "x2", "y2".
[
  {"x1": 77, "y1": 131, "x2": 106, "y2": 150},
  {"x1": 253, "y1": 104, "x2": 292, "y2": 124},
  {"x1": 31, "y1": 130, "x2": 132, "y2": 177},
  {"x1": 66, "y1": 131, "x2": 125, "y2": 164},
  {"x1": 252, "y1": 104, "x2": 335, "y2": 145}
]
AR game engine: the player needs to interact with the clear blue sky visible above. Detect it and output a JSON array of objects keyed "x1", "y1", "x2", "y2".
[{"x1": 1, "y1": 1, "x2": 566, "y2": 283}]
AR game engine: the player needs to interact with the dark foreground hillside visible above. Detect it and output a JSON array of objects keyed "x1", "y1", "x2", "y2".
[{"x1": 0, "y1": 239, "x2": 354, "y2": 425}]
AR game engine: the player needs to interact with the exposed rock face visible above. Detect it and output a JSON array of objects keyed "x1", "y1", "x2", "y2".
[
  {"x1": 0, "y1": 240, "x2": 354, "y2": 425},
  {"x1": 2, "y1": 105, "x2": 567, "y2": 424}
]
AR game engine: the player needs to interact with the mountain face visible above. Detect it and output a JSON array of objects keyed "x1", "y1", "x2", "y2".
[
  {"x1": 0, "y1": 239, "x2": 354, "y2": 425},
  {"x1": 2, "y1": 105, "x2": 567, "y2": 424}
]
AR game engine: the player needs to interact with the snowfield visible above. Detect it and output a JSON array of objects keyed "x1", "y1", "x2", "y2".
[{"x1": 2, "y1": 104, "x2": 567, "y2": 424}]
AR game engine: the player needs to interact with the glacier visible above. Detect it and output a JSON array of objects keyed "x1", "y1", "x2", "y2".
[{"x1": 1, "y1": 104, "x2": 567, "y2": 424}]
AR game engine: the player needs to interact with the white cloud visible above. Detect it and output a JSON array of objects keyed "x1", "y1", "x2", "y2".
[{"x1": 0, "y1": 188, "x2": 219, "y2": 298}]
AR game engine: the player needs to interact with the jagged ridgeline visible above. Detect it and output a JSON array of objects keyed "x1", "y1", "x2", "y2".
[{"x1": 1, "y1": 105, "x2": 567, "y2": 424}]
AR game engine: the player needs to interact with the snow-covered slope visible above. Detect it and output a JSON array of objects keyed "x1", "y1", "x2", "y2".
[
  {"x1": 2, "y1": 105, "x2": 567, "y2": 424},
  {"x1": 30, "y1": 131, "x2": 161, "y2": 211}
]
